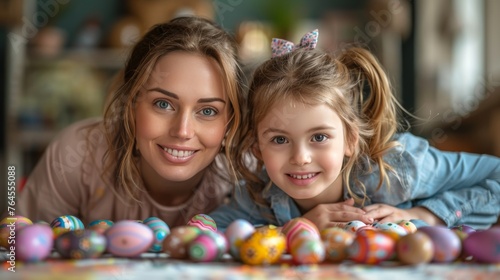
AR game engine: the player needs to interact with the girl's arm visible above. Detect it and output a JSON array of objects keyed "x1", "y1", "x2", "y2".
[{"x1": 365, "y1": 133, "x2": 500, "y2": 229}]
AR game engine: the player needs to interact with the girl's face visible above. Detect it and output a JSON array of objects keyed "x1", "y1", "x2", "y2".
[
  {"x1": 135, "y1": 51, "x2": 228, "y2": 188},
  {"x1": 256, "y1": 100, "x2": 352, "y2": 207}
]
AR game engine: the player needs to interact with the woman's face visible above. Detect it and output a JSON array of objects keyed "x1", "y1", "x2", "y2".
[{"x1": 135, "y1": 51, "x2": 228, "y2": 187}]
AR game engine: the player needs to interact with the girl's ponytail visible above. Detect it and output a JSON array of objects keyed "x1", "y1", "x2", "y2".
[{"x1": 337, "y1": 48, "x2": 401, "y2": 193}]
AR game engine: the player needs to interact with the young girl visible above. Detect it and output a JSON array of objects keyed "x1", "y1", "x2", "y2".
[
  {"x1": 12, "y1": 16, "x2": 245, "y2": 227},
  {"x1": 210, "y1": 30, "x2": 500, "y2": 231}
]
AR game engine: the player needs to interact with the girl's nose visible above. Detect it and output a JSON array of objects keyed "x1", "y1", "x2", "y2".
[
  {"x1": 170, "y1": 112, "x2": 195, "y2": 140},
  {"x1": 290, "y1": 144, "x2": 312, "y2": 166}
]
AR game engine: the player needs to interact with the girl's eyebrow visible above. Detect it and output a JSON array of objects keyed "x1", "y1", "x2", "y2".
[
  {"x1": 262, "y1": 125, "x2": 336, "y2": 136},
  {"x1": 147, "y1": 87, "x2": 226, "y2": 104}
]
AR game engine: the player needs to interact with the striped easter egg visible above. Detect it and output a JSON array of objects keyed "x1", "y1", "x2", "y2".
[
  {"x1": 50, "y1": 215, "x2": 85, "y2": 230},
  {"x1": 143, "y1": 217, "x2": 170, "y2": 252},
  {"x1": 187, "y1": 214, "x2": 217, "y2": 232}
]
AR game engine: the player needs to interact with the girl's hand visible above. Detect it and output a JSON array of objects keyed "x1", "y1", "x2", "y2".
[
  {"x1": 362, "y1": 204, "x2": 445, "y2": 226},
  {"x1": 302, "y1": 198, "x2": 374, "y2": 230}
]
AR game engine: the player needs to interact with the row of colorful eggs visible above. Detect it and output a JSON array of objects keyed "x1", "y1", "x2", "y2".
[{"x1": 1, "y1": 215, "x2": 499, "y2": 265}]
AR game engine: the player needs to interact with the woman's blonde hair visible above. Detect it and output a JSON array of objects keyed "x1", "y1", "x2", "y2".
[
  {"x1": 102, "y1": 16, "x2": 245, "y2": 202},
  {"x1": 237, "y1": 47, "x2": 402, "y2": 206}
]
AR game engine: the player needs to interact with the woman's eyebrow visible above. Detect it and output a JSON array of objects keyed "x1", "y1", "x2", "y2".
[{"x1": 147, "y1": 87, "x2": 226, "y2": 104}]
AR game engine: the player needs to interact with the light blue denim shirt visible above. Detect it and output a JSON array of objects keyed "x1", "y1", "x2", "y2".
[{"x1": 210, "y1": 132, "x2": 500, "y2": 231}]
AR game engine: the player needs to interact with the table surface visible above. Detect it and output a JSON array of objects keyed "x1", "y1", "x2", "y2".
[{"x1": 1, "y1": 250, "x2": 500, "y2": 280}]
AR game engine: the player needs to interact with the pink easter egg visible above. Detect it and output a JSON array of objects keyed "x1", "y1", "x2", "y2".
[
  {"x1": 104, "y1": 220, "x2": 154, "y2": 257},
  {"x1": 282, "y1": 217, "x2": 319, "y2": 252},
  {"x1": 187, "y1": 214, "x2": 217, "y2": 232},
  {"x1": 17, "y1": 224, "x2": 54, "y2": 262},
  {"x1": 189, "y1": 231, "x2": 227, "y2": 262}
]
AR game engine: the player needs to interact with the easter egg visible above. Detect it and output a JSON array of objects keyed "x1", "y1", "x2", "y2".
[
  {"x1": 0, "y1": 215, "x2": 33, "y2": 248},
  {"x1": 451, "y1": 224, "x2": 476, "y2": 235},
  {"x1": 50, "y1": 215, "x2": 85, "y2": 230},
  {"x1": 281, "y1": 217, "x2": 319, "y2": 252},
  {"x1": 104, "y1": 220, "x2": 154, "y2": 257},
  {"x1": 396, "y1": 231, "x2": 434, "y2": 265},
  {"x1": 143, "y1": 217, "x2": 170, "y2": 252},
  {"x1": 187, "y1": 214, "x2": 217, "y2": 232},
  {"x1": 189, "y1": 231, "x2": 228, "y2": 262},
  {"x1": 52, "y1": 227, "x2": 71, "y2": 239},
  {"x1": 418, "y1": 226, "x2": 461, "y2": 263},
  {"x1": 163, "y1": 226, "x2": 201, "y2": 259},
  {"x1": 397, "y1": 220, "x2": 417, "y2": 234},
  {"x1": 290, "y1": 235, "x2": 325, "y2": 265},
  {"x1": 321, "y1": 227, "x2": 355, "y2": 262},
  {"x1": 347, "y1": 230, "x2": 396, "y2": 264},
  {"x1": 463, "y1": 227, "x2": 500, "y2": 263},
  {"x1": 240, "y1": 226, "x2": 286, "y2": 265},
  {"x1": 88, "y1": 219, "x2": 114, "y2": 235},
  {"x1": 16, "y1": 224, "x2": 54, "y2": 262},
  {"x1": 374, "y1": 222, "x2": 408, "y2": 237},
  {"x1": 54, "y1": 229, "x2": 107, "y2": 259},
  {"x1": 344, "y1": 220, "x2": 367, "y2": 234},
  {"x1": 225, "y1": 219, "x2": 255, "y2": 260}
]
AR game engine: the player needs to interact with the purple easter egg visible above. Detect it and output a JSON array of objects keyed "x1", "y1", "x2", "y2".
[
  {"x1": 418, "y1": 226, "x2": 461, "y2": 263},
  {"x1": 17, "y1": 224, "x2": 54, "y2": 262},
  {"x1": 463, "y1": 227, "x2": 500, "y2": 263}
]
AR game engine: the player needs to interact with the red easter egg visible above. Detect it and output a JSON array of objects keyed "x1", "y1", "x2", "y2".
[
  {"x1": 104, "y1": 220, "x2": 154, "y2": 257},
  {"x1": 347, "y1": 230, "x2": 395, "y2": 264}
]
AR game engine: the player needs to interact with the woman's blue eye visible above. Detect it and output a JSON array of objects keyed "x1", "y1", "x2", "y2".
[
  {"x1": 155, "y1": 100, "x2": 171, "y2": 109},
  {"x1": 312, "y1": 134, "x2": 327, "y2": 142},
  {"x1": 201, "y1": 108, "x2": 217, "y2": 116},
  {"x1": 272, "y1": 136, "x2": 287, "y2": 144}
]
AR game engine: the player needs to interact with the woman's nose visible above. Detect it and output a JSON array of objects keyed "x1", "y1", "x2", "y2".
[
  {"x1": 170, "y1": 112, "x2": 195, "y2": 139},
  {"x1": 290, "y1": 144, "x2": 312, "y2": 166}
]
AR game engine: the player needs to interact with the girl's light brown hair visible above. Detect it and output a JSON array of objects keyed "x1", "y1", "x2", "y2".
[
  {"x1": 237, "y1": 47, "x2": 402, "y2": 207},
  {"x1": 102, "y1": 16, "x2": 245, "y2": 202}
]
